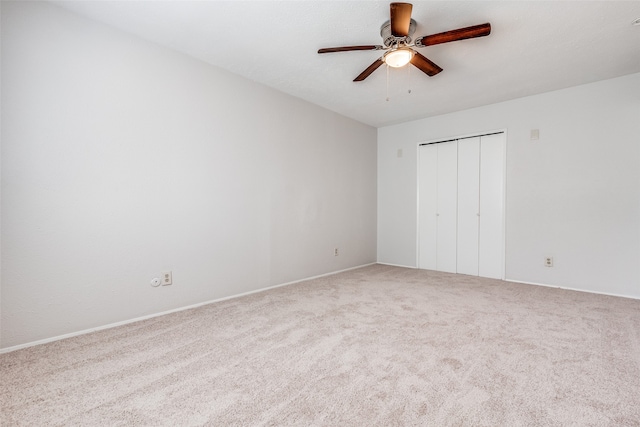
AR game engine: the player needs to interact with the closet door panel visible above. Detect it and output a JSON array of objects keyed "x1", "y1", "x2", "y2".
[
  {"x1": 457, "y1": 137, "x2": 480, "y2": 276},
  {"x1": 436, "y1": 141, "x2": 458, "y2": 273},
  {"x1": 418, "y1": 144, "x2": 438, "y2": 270},
  {"x1": 479, "y1": 133, "x2": 505, "y2": 279}
]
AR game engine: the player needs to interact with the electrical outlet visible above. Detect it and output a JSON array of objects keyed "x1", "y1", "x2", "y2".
[
  {"x1": 334, "y1": 248, "x2": 339, "y2": 256},
  {"x1": 544, "y1": 257, "x2": 553, "y2": 267},
  {"x1": 161, "y1": 271, "x2": 172, "y2": 286}
]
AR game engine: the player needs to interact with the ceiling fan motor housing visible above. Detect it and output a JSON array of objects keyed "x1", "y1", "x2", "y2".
[{"x1": 380, "y1": 19, "x2": 417, "y2": 46}]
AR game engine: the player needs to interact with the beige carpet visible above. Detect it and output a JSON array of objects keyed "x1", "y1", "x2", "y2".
[{"x1": 2, "y1": 264, "x2": 640, "y2": 426}]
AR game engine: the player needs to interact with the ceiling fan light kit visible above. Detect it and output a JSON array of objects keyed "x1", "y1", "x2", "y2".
[
  {"x1": 318, "y1": 2, "x2": 491, "y2": 82},
  {"x1": 384, "y1": 48, "x2": 413, "y2": 68}
]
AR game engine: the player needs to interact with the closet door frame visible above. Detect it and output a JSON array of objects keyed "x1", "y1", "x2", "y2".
[{"x1": 416, "y1": 129, "x2": 507, "y2": 280}]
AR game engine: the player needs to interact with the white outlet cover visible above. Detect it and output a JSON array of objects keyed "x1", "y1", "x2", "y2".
[{"x1": 162, "y1": 271, "x2": 172, "y2": 285}]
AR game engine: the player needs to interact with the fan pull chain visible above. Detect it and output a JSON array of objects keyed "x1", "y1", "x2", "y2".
[
  {"x1": 407, "y1": 62, "x2": 412, "y2": 94},
  {"x1": 386, "y1": 64, "x2": 390, "y2": 102}
]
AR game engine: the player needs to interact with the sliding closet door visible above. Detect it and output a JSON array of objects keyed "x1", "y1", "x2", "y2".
[
  {"x1": 436, "y1": 141, "x2": 458, "y2": 273},
  {"x1": 457, "y1": 137, "x2": 480, "y2": 276},
  {"x1": 419, "y1": 132, "x2": 505, "y2": 279},
  {"x1": 418, "y1": 144, "x2": 438, "y2": 270},
  {"x1": 478, "y1": 133, "x2": 505, "y2": 279},
  {"x1": 418, "y1": 141, "x2": 457, "y2": 272}
]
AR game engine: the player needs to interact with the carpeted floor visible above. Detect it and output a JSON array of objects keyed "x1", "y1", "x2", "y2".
[{"x1": 1, "y1": 264, "x2": 639, "y2": 426}]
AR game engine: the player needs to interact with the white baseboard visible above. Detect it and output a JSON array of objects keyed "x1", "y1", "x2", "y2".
[
  {"x1": 378, "y1": 264, "x2": 639, "y2": 301},
  {"x1": 505, "y1": 278, "x2": 640, "y2": 301},
  {"x1": 0, "y1": 263, "x2": 376, "y2": 354},
  {"x1": 376, "y1": 262, "x2": 417, "y2": 269}
]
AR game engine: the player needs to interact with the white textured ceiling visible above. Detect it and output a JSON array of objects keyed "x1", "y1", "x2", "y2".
[{"x1": 52, "y1": 1, "x2": 640, "y2": 128}]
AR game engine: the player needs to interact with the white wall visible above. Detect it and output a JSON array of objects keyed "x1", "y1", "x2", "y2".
[
  {"x1": 0, "y1": 1, "x2": 377, "y2": 349},
  {"x1": 378, "y1": 72, "x2": 640, "y2": 299}
]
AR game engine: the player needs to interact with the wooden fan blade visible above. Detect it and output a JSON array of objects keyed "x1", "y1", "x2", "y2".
[
  {"x1": 416, "y1": 23, "x2": 491, "y2": 47},
  {"x1": 354, "y1": 59, "x2": 385, "y2": 82},
  {"x1": 390, "y1": 2, "x2": 413, "y2": 37},
  {"x1": 410, "y1": 52, "x2": 443, "y2": 76},
  {"x1": 318, "y1": 45, "x2": 383, "y2": 54}
]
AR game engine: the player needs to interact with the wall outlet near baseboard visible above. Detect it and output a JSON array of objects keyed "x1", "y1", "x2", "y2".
[
  {"x1": 544, "y1": 257, "x2": 553, "y2": 267},
  {"x1": 334, "y1": 248, "x2": 339, "y2": 256},
  {"x1": 162, "y1": 271, "x2": 173, "y2": 285}
]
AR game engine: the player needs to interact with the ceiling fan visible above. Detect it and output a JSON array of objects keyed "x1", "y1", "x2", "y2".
[{"x1": 317, "y1": 2, "x2": 491, "y2": 81}]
